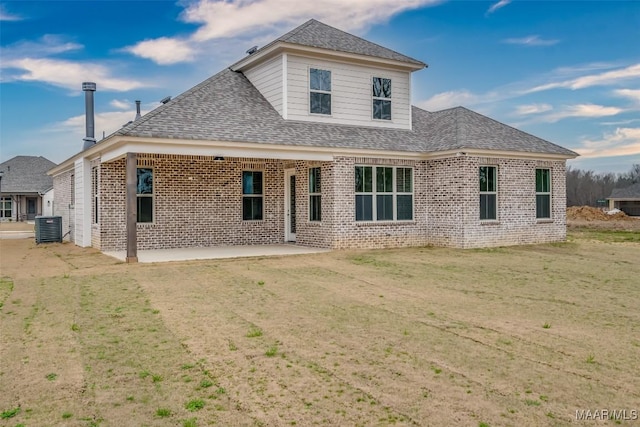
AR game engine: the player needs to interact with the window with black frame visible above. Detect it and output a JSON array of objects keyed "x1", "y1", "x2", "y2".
[
  {"x1": 242, "y1": 171, "x2": 263, "y2": 220},
  {"x1": 309, "y1": 167, "x2": 321, "y2": 221},
  {"x1": 536, "y1": 168, "x2": 551, "y2": 219},
  {"x1": 137, "y1": 168, "x2": 153, "y2": 223},
  {"x1": 479, "y1": 166, "x2": 497, "y2": 220}
]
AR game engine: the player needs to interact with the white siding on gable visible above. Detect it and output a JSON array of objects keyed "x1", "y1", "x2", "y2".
[
  {"x1": 244, "y1": 56, "x2": 284, "y2": 115},
  {"x1": 286, "y1": 55, "x2": 411, "y2": 129}
]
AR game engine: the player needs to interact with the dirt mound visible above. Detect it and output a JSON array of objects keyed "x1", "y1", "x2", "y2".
[{"x1": 567, "y1": 206, "x2": 630, "y2": 221}]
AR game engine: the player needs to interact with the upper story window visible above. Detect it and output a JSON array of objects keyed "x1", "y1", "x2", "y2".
[
  {"x1": 310, "y1": 68, "x2": 331, "y2": 115},
  {"x1": 137, "y1": 168, "x2": 154, "y2": 223},
  {"x1": 536, "y1": 169, "x2": 551, "y2": 219},
  {"x1": 479, "y1": 166, "x2": 497, "y2": 221},
  {"x1": 372, "y1": 77, "x2": 392, "y2": 120}
]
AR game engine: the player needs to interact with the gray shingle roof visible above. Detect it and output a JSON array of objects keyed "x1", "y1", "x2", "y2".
[
  {"x1": 275, "y1": 19, "x2": 425, "y2": 67},
  {"x1": 0, "y1": 156, "x2": 56, "y2": 194},
  {"x1": 609, "y1": 183, "x2": 640, "y2": 199},
  {"x1": 414, "y1": 107, "x2": 577, "y2": 155},
  {"x1": 115, "y1": 68, "x2": 577, "y2": 157}
]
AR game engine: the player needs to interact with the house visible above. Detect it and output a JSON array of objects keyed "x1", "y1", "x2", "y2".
[
  {"x1": 0, "y1": 156, "x2": 56, "y2": 221},
  {"x1": 49, "y1": 19, "x2": 577, "y2": 261},
  {"x1": 608, "y1": 183, "x2": 640, "y2": 216}
]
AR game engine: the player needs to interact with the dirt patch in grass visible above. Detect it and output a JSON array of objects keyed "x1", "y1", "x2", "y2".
[{"x1": 1, "y1": 231, "x2": 639, "y2": 426}]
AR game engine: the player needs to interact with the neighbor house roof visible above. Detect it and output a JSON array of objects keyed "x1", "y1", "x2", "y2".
[
  {"x1": 0, "y1": 156, "x2": 56, "y2": 194},
  {"x1": 609, "y1": 183, "x2": 640, "y2": 199},
  {"x1": 114, "y1": 68, "x2": 577, "y2": 157}
]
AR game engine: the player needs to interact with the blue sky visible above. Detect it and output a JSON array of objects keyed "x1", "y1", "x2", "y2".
[{"x1": 1, "y1": 0, "x2": 639, "y2": 173}]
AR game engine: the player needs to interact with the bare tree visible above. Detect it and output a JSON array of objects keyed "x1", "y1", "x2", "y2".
[{"x1": 565, "y1": 164, "x2": 639, "y2": 207}]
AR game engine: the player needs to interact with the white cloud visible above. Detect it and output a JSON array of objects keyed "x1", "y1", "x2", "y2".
[
  {"x1": 110, "y1": 99, "x2": 133, "y2": 110},
  {"x1": 613, "y1": 88, "x2": 640, "y2": 104},
  {"x1": 184, "y1": 0, "x2": 438, "y2": 41},
  {"x1": 503, "y1": 35, "x2": 559, "y2": 46},
  {"x1": 51, "y1": 108, "x2": 154, "y2": 141},
  {"x1": 526, "y1": 63, "x2": 640, "y2": 93},
  {"x1": 2, "y1": 58, "x2": 147, "y2": 92},
  {"x1": 487, "y1": 0, "x2": 511, "y2": 14},
  {"x1": 124, "y1": 37, "x2": 196, "y2": 65},
  {"x1": 576, "y1": 127, "x2": 640, "y2": 158},
  {"x1": 0, "y1": 34, "x2": 82, "y2": 58},
  {"x1": 541, "y1": 104, "x2": 622, "y2": 123},
  {"x1": 125, "y1": 0, "x2": 440, "y2": 64},
  {"x1": 0, "y1": 4, "x2": 23, "y2": 21},
  {"x1": 418, "y1": 90, "x2": 485, "y2": 111},
  {"x1": 514, "y1": 103, "x2": 553, "y2": 115}
]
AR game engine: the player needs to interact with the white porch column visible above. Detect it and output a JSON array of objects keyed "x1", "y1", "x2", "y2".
[{"x1": 74, "y1": 158, "x2": 92, "y2": 247}]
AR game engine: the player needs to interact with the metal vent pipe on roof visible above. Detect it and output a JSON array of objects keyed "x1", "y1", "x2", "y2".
[
  {"x1": 82, "y1": 82, "x2": 97, "y2": 150},
  {"x1": 135, "y1": 100, "x2": 142, "y2": 120}
]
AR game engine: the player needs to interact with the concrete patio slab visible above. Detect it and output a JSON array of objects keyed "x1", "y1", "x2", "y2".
[{"x1": 103, "y1": 244, "x2": 330, "y2": 263}]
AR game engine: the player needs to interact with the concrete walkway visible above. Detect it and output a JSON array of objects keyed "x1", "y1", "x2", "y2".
[
  {"x1": 0, "y1": 230, "x2": 35, "y2": 240},
  {"x1": 103, "y1": 244, "x2": 330, "y2": 263}
]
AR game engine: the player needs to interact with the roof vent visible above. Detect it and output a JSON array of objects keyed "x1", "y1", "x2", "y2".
[
  {"x1": 135, "y1": 100, "x2": 142, "y2": 120},
  {"x1": 160, "y1": 96, "x2": 171, "y2": 104},
  {"x1": 246, "y1": 46, "x2": 258, "y2": 55}
]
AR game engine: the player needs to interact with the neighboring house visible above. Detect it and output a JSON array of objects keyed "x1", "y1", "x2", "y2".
[
  {"x1": 608, "y1": 183, "x2": 640, "y2": 216},
  {"x1": 49, "y1": 19, "x2": 577, "y2": 259},
  {"x1": 0, "y1": 156, "x2": 56, "y2": 221}
]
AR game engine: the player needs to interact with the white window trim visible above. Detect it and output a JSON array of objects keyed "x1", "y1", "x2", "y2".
[
  {"x1": 309, "y1": 67, "x2": 332, "y2": 116},
  {"x1": 136, "y1": 167, "x2": 154, "y2": 224},
  {"x1": 309, "y1": 167, "x2": 321, "y2": 222},
  {"x1": 355, "y1": 165, "x2": 414, "y2": 222},
  {"x1": 372, "y1": 75, "x2": 392, "y2": 122},
  {"x1": 479, "y1": 165, "x2": 498, "y2": 222},
  {"x1": 536, "y1": 168, "x2": 552, "y2": 220}
]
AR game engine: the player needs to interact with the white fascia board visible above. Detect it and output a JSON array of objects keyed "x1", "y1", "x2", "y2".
[
  {"x1": 424, "y1": 149, "x2": 577, "y2": 161},
  {"x1": 98, "y1": 136, "x2": 425, "y2": 163},
  {"x1": 232, "y1": 42, "x2": 424, "y2": 73}
]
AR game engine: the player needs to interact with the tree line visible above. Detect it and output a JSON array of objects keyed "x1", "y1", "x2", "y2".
[{"x1": 566, "y1": 163, "x2": 640, "y2": 207}]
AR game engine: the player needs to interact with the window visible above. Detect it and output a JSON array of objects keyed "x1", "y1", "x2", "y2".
[
  {"x1": 309, "y1": 167, "x2": 321, "y2": 221},
  {"x1": 372, "y1": 77, "x2": 391, "y2": 120},
  {"x1": 92, "y1": 166, "x2": 99, "y2": 224},
  {"x1": 310, "y1": 68, "x2": 331, "y2": 115},
  {"x1": 137, "y1": 168, "x2": 153, "y2": 223},
  {"x1": 479, "y1": 166, "x2": 497, "y2": 220},
  {"x1": 242, "y1": 171, "x2": 263, "y2": 220},
  {"x1": 396, "y1": 167, "x2": 413, "y2": 220},
  {"x1": 355, "y1": 166, "x2": 413, "y2": 221},
  {"x1": 536, "y1": 168, "x2": 551, "y2": 219},
  {"x1": 70, "y1": 174, "x2": 75, "y2": 207},
  {"x1": 0, "y1": 197, "x2": 11, "y2": 218}
]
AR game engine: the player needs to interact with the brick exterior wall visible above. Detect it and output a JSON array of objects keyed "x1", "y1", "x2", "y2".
[
  {"x1": 99, "y1": 155, "x2": 285, "y2": 251},
  {"x1": 426, "y1": 156, "x2": 567, "y2": 248},
  {"x1": 52, "y1": 170, "x2": 74, "y2": 241},
  {"x1": 82, "y1": 153, "x2": 567, "y2": 252}
]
